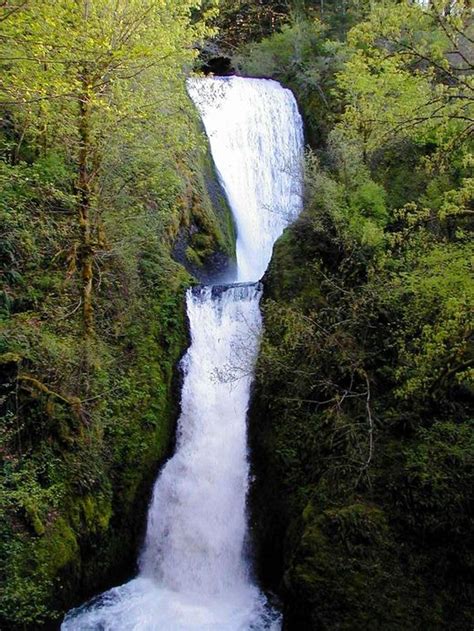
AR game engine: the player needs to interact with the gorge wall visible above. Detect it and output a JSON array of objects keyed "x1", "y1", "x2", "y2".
[{"x1": 1, "y1": 126, "x2": 235, "y2": 629}]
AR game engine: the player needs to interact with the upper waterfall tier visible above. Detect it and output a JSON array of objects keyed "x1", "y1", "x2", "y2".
[{"x1": 187, "y1": 77, "x2": 304, "y2": 282}]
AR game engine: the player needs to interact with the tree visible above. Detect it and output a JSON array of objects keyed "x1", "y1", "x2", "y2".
[
  {"x1": 0, "y1": 0, "x2": 211, "y2": 337},
  {"x1": 335, "y1": 0, "x2": 473, "y2": 162}
]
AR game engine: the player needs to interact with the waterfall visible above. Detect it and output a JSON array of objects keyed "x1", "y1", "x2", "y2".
[
  {"x1": 62, "y1": 76, "x2": 303, "y2": 631},
  {"x1": 187, "y1": 78, "x2": 303, "y2": 281}
]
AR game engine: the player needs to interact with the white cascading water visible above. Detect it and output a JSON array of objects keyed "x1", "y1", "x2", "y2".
[
  {"x1": 187, "y1": 78, "x2": 303, "y2": 281},
  {"x1": 62, "y1": 76, "x2": 303, "y2": 631}
]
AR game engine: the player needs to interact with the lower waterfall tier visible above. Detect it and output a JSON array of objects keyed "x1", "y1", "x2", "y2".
[{"x1": 62, "y1": 285, "x2": 280, "y2": 631}]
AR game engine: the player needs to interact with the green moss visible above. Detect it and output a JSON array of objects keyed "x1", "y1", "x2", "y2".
[
  {"x1": 176, "y1": 130, "x2": 236, "y2": 276},
  {"x1": 70, "y1": 494, "x2": 112, "y2": 533},
  {"x1": 201, "y1": 147, "x2": 236, "y2": 256},
  {"x1": 185, "y1": 245, "x2": 204, "y2": 268},
  {"x1": 40, "y1": 518, "x2": 79, "y2": 576},
  {"x1": 24, "y1": 501, "x2": 46, "y2": 537},
  {"x1": 284, "y1": 502, "x2": 428, "y2": 630},
  {"x1": 0, "y1": 517, "x2": 80, "y2": 627},
  {"x1": 0, "y1": 352, "x2": 22, "y2": 364}
]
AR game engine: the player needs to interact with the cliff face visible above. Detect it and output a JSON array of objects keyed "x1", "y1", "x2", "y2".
[
  {"x1": 249, "y1": 205, "x2": 473, "y2": 630},
  {"x1": 0, "y1": 136, "x2": 235, "y2": 629}
]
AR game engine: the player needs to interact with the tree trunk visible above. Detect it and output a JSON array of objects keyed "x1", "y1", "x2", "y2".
[{"x1": 77, "y1": 82, "x2": 94, "y2": 337}]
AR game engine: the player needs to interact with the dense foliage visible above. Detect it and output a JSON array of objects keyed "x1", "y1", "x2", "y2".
[
  {"x1": 0, "y1": 1, "x2": 234, "y2": 627},
  {"x1": 233, "y1": 1, "x2": 473, "y2": 628}
]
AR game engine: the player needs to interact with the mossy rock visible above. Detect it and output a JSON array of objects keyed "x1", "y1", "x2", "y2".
[
  {"x1": 172, "y1": 132, "x2": 236, "y2": 282},
  {"x1": 0, "y1": 517, "x2": 80, "y2": 628},
  {"x1": 283, "y1": 502, "x2": 426, "y2": 630}
]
